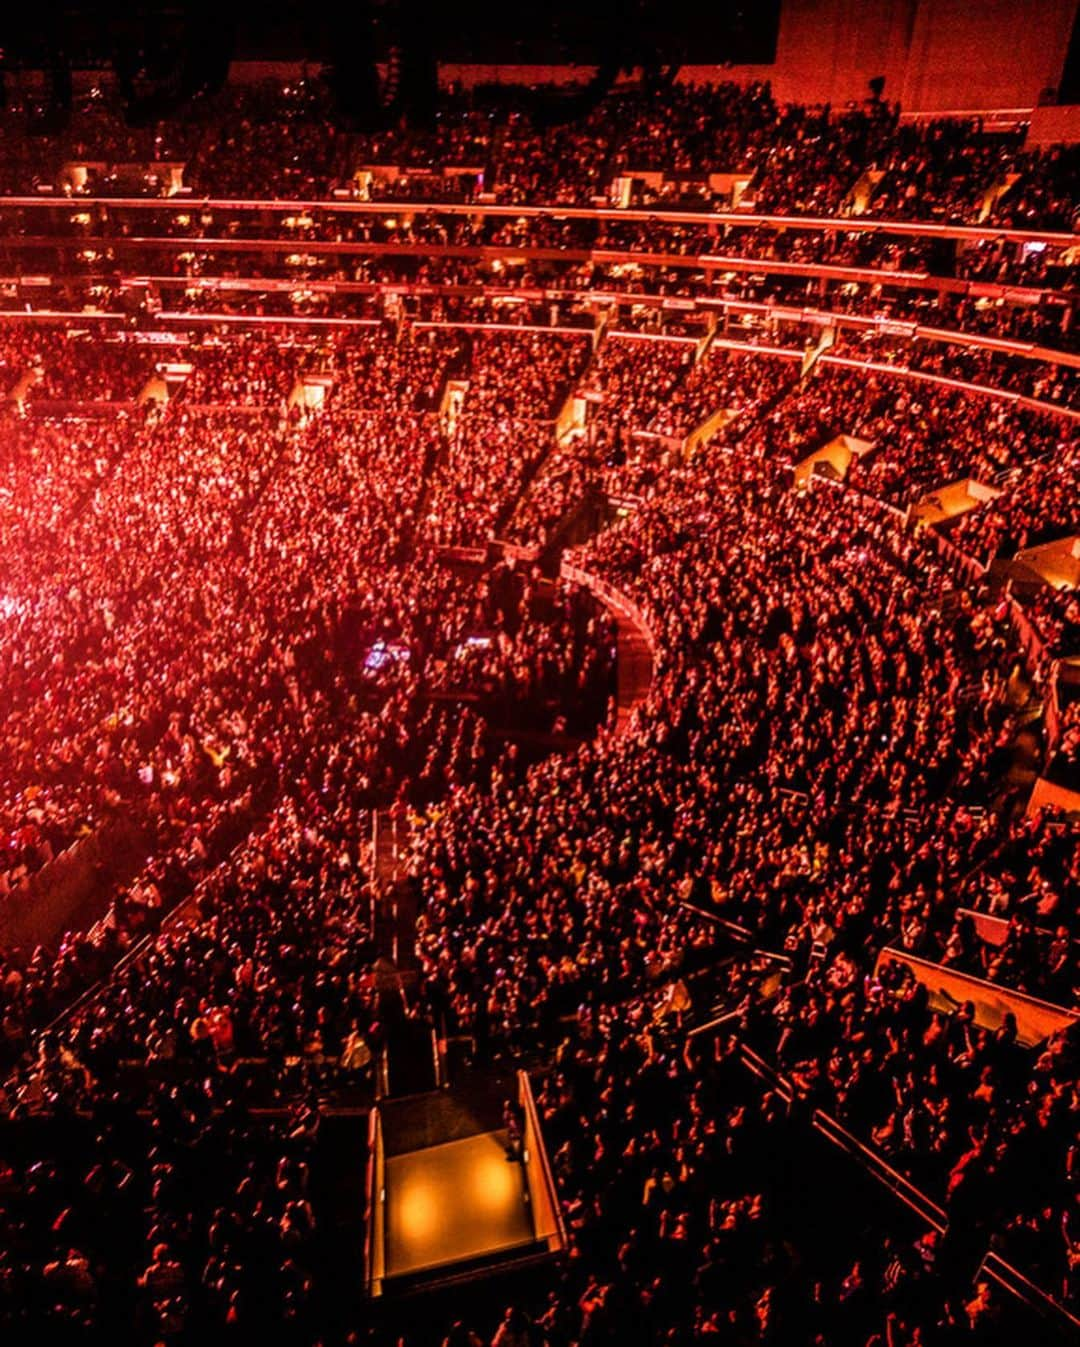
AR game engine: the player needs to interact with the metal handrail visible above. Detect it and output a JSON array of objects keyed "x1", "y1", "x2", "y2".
[{"x1": 1, "y1": 194, "x2": 1075, "y2": 246}]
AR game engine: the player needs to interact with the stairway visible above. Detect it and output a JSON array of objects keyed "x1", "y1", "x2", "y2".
[
  {"x1": 371, "y1": 811, "x2": 419, "y2": 972},
  {"x1": 539, "y1": 485, "x2": 606, "y2": 568}
]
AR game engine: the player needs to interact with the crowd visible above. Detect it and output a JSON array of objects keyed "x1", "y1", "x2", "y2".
[
  {"x1": 414, "y1": 438, "x2": 1079, "y2": 1324},
  {"x1": 952, "y1": 435, "x2": 1080, "y2": 559},
  {"x1": 0, "y1": 1082, "x2": 333, "y2": 1341},
  {"x1": 750, "y1": 103, "x2": 898, "y2": 216},
  {"x1": 0, "y1": 326, "x2": 617, "y2": 1065},
  {"x1": 178, "y1": 336, "x2": 306, "y2": 407},
  {"x1": 325, "y1": 328, "x2": 463, "y2": 414},
  {"x1": 505, "y1": 335, "x2": 807, "y2": 549},
  {"x1": 0, "y1": 307, "x2": 638, "y2": 1344},
  {"x1": 9, "y1": 195, "x2": 1072, "y2": 292},
  {"x1": 2, "y1": 183, "x2": 1079, "y2": 375},
  {"x1": 747, "y1": 356, "x2": 1080, "y2": 655},
  {"x1": 5, "y1": 205, "x2": 1076, "y2": 336},
  {"x1": 0, "y1": 331, "x2": 159, "y2": 404},
  {"x1": 0, "y1": 87, "x2": 1077, "y2": 1342},
  {"x1": 525, "y1": 1013, "x2": 1029, "y2": 1347},
  {"x1": 867, "y1": 121, "x2": 1027, "y2": 223},
  {"x1": 744, "y1": 358, "x2": 1068, "y2": 499},
  {"x1": 0, "y1": 76, "x2": 1077, "y2": 235},
  {"x1": 423, "y1": 330, "x2": 591, "y2": 544}
]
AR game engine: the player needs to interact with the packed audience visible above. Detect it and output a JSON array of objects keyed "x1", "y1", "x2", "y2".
[
  {"x1": 179, "y1": 336, "x2": 306, "y2": 407},
  {"x1": 0, "y1": 82, "x2": 1078, "y2": 1346},
  {"x1": 415, "y1": 440, "x2": 1080, "y2": 1324},
  {"x1": 0, "y1": 77, "x2": 1077, "y2": 235},
  {"x1": 0, "y1": 328, "x2": 613, "y2": 1056}
]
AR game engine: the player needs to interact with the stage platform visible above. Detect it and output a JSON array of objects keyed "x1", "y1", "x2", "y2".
[
  {"x1": 384, "y1": 1129, "x2": 536, "y2": 1281},
  {"x1": 366, "y1": 1070, "x2": 565, "y2": 1297}
]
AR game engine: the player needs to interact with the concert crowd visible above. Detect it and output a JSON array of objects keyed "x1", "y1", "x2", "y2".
[{"x1": 0, "y1": 75, "x2": 1077, "y2": 1347}]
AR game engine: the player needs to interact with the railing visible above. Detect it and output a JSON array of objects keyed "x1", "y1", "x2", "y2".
[
  {"x1": 5, "y1": 235, "x2": 1078, "y2": 309},
  {"x1": 737, "y1": 1041, "x2": 950, "y2": 1230},
  {"x1": 2, "y1": 194, "x2": 1076, "y2": 246},
  {"x1": 363, "y1": 1105, "x2": 386, "y2": 1297},
  {"x1": 1045, "y1": 661, "x2": 1064, "y2": 754},
  {"x1": 956, "y1": 906, "x2": 1044, "y2": 947},
  {"x1": 874, "y1": 946, "x2": 1078, "y2": 1045},
  {"x1": 734, "y1": 1040, "x2": 1080, "y2": 1336},
  {"x1": 604, "y1": 327, "x2": 701, "y2": 346},
  {"x1": 559, "y1": 560, "x2": 657, "y2": 654},
  {"x1": 517, "y1": 1069, "x2": 568, "y2": 1253}
]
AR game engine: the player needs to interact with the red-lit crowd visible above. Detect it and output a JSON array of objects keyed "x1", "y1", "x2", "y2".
[
  {"x1": 0, "y1": 283, "x2": 1076, "y2": 1347},
  {"x1": 0, "y1": 327, "x2": 616, "y2": 1022},
  {"x1": 415, "y1": 442, "x2": 1078, "y2": 1343},
  {"x1": 5, "y1": 79, "x2": 1076, "y2": 231}
]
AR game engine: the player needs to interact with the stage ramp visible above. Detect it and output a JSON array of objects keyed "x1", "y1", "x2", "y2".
[{"x1": 365, "y1": 1070, "x2": 565, "y2": 1297}]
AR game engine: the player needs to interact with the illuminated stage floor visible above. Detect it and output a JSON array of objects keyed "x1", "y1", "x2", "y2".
[{"x1": 384, "y1": 1128, "x2": 536, "y2": 1279}]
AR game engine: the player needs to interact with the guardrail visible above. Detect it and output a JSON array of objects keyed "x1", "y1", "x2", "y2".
[
  {"x1": 559, "y1": 560, "x2": 657, "y2": 654},
  {"x1": 874, "y1": 946, "x2": 1078, "y2": 1046},
  {"x1": 735, "y1": 1041, "x2": 1080, "y2": 1335},
  {"x1": 0, "y1": 291, "x2": 1075, "y2": 405},
  {"x1": 363, "y1": 1105, "x2": 386, "y2": 1297},
  {"x1": 517, "y1": 1069, "x2": 568, "y2": 1254},
  {"x1": 1, "y1": 194, "x2": 1075, "y2": 246},
  {"x1": 4, "y1": 236, "x2": 1077, "y2": 309}
]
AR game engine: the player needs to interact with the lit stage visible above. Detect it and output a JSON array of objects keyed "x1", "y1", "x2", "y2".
[
  {"x1": 366, "y1": 1070, "x2": 565, "y2": 1296},
  {"x1": 384, "y1": 1128, "x2": 535, "y2": 1279}
]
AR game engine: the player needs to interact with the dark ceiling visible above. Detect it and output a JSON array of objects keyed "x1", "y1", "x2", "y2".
[{"x1": 0, "y1": 0, "x2": 782, "y2": 68}]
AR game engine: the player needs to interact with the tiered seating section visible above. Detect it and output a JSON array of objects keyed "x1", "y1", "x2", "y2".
[
  {"x1": 3, "y1": 81, "x2": 1074, "y2": 230},
  {"x1": 0, "y1": 82, "x2": 1077, "y2": 1347}
]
